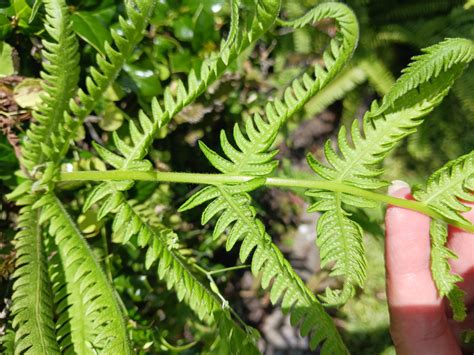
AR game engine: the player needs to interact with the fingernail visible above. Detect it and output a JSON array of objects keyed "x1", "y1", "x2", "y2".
[{"x1": 388, "y1": 180, "x2": 410, "y2": 195}]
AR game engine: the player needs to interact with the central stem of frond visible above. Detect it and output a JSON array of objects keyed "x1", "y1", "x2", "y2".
[{"x1": 59, "y1": 170, "x2": 474, "y2": 233}]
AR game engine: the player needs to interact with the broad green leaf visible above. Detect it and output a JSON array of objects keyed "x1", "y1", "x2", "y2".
[
  {"x1": 0, "y1": 41, "x2": 14, "y2": 76},
  {"x1": 71, "y1": 11, "x2": 112, "y2": 54}
]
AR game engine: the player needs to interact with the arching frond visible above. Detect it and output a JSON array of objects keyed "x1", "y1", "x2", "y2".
[
  {"x1": 307, "y1": 38, "x2": 473, "y2": 306},
  {"x1": 11, "y1": 200, "x2": 60, "y2": 354},
  {"x1": 33, "y1": 193, "x2": 130, "y2": 354},
  {"x1": 198, "y1": 2, "x2": 359, "y2": 177}
]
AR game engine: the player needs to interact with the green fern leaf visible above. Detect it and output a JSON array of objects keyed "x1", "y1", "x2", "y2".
[
  {"x1": 413, "y1": 152, "x2": 473, "y2": 321},
  {"x1": 52, "y1": 0, "x2": 157, "y2": 164},
  {"x1": 429, "y1": 220, "x2": 466, "y2": 321},
  {"x1": 11, "y1": 201, "x2": 60, "y2": 354},
  {"x1": 371, "y1": 37, "x2": 473, "y2": 117},
  {"x1": 307, "y1": 38, "x2": 473, "y2": 306},
  {"x1": 33, "y1": 193, "x2": 131, "y2": 354},
  {"x1": 414, "y1": 150, "x2": 474, "y2": 224},
  {"x1": 21, "y1": 0, "x2": 80, "y2": 170}
]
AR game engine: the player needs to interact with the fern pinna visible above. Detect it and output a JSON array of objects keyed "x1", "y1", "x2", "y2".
[{"x1": 3, "y1": 0, "x2": 474, "y2": 354}]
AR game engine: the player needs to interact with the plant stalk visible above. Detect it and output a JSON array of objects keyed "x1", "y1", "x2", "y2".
[{"x1": 60, "y1": 170, "x2": 474, "y2": 233}]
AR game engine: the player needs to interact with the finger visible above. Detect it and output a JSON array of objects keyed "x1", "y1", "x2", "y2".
[
  {"x1": 385, "y1": 184, "x2": 436, "y2": 305},
  {"x1": 385, "y1": 183, "x2": 460, "y2": 355},
  {"x1": 448, "y1": 202, "x2": 474, "y2": 306}
]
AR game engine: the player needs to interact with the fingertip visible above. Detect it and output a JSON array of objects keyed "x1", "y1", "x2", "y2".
[{"x1": 388, "y1": 180, "x2": 411, "y2": 197}]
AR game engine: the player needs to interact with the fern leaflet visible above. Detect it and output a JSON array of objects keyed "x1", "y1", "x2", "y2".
[
  {"x1": 414, "y1": 151, "x2": 473, "y2": 321},
  {"x1": 33, "y1": 193, "x2": 130, "y2": 353},
  {"x1": 429, "y1": 220, "x2": 466, "y2": 321},
  {"x1": 10, "y1": 199, "x2": 60, "y2": 354},
  {"x1": 22, "y1": 0, "x2": 79, "y2": 170},
  {"x1": 52, "y1": 0, "x2": 157, "y2": 164},
  {"x1": 414, "y1": 150, "x2": 474, "y2": 223}
]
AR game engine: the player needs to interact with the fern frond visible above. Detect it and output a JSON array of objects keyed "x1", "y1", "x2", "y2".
[
  {"x1": 173, "y1": 3, "x2": 361, "y2": 351},
  {"x1": 51, "y1": 0, "x2": 156, "y2": 164},
  {"x1": 429, "y1": 220, "x2": 466, "y2": 321},
  {"x1": 32, "y1": 193, "x2": 130, "y2": 354},
  {"x1": 11, "y1": 201, "x2": 60, "y2": 354},
  {"x1": 21, "y1": 0, "x2": 79, "y2": 170},
  {"x1": 197, "y1": 2, "x2": 358, "y2": 176},
  {"x1": 86, "y1": 184, "x2": 260, "y2": 352},
  {"x1": 307, "y1": 38, "x2": 473, "y2": 305},
  {"x1": 179, "y1": 179, "x2": 347, "y2": 354},
  {"x1": 414, "y1": 151, "x2": 474, "y2": 223}
]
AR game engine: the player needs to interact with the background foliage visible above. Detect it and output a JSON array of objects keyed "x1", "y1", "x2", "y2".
[{"x1": 0, "y1": 0, "x2": 473, "y2": 353}]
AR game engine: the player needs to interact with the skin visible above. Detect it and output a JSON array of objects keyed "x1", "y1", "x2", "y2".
[{"x1": 385, "y1": 185, "x2": 474, "y2": 355}]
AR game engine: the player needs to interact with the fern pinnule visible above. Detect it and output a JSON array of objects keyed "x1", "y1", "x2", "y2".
[
  {"x1": 414, "y1": 150, "x2": 474, "y2": 223},
  {"x1": 307, "y1": 37, "x2": 473, "y2": 306},
  {"x1": 22, "y1": 0, "x2": 80, "y2": 171},
  {"x1": 429, "y1": 220, "x2": 466, "y2": 321},
  {"x1": 10, "y1": 202, "x2": 60, "y2": 354},
  {"x1": 32, "y1": 193, "x2": 131, "y2": 354}
]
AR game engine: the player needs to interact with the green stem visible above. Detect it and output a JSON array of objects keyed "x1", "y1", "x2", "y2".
[{"x1": 59, "y1": 170, "x2": 474, "y2": 233}]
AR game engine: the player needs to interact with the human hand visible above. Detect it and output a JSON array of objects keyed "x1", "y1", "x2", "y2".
[{"x1": 385, "y1": 182, "x2": 474, "y2": 355}]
